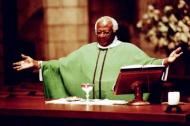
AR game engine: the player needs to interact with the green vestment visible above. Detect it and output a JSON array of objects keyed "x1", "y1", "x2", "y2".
[{"x1": 42, "y1": 41, "x2": 163, "y2": 100}]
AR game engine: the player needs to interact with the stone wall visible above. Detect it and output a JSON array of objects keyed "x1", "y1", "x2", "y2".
[
  {"x1": 0, "y1": 0, "x2": 89, "y2": 86},
  {"x1": 43, "y1": 0, "x2": 89, "y2": 59}
]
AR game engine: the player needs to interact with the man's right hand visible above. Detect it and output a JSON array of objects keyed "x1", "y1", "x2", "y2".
[{"x1": 13, "y1": 54, "x2": 40, "y2": 71}]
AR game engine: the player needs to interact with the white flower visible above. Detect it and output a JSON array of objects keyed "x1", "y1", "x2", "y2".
[
  {"x1": 169, "y1": 22, "x2": 177, "y2": 32},
  {"x1": 137, "y1": 0, "x2": 190, "y2": 51},
  {"x1": 162, "y1": 16, "x2": 169, "y2": 23},
  {"x1": 147, "y1": 27, "x2": 157, "y2": 36},
  {"x1": 159, "y1": 37, "x2": 168, "y2": 47},
  {"x1": 164, "y1": 5, "x2": 173, "y2": 13},
  {"x1": 148, "y1": 5, "x2": 155, "y2": 11},
  {"x1": 158, "y1": 22, "x2": 168, "y2": 32},
  {"x1": 169, "y1": 14, "x2": 178, "y2": 23},
  {"x1": 178, "y1": 0, "x2": 186, "y2": 9}
]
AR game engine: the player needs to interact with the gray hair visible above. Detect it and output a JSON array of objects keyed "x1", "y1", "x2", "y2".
[{"x1": 94, "y1": 16, "x2": 118, "y2": 34}]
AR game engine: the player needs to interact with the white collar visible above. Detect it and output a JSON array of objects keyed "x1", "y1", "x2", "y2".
[{"x1": 97, "y1": 36, "x2": 121, "y2": 49}]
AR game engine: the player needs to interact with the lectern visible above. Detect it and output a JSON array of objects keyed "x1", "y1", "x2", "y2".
[{"x1": 114, "y1": 65, "x2": 165, "y2": 105}]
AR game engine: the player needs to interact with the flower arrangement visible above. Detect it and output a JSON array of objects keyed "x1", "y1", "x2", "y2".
[{"x1": 137, "y1": 0, "x2": 190, "y2": 52}]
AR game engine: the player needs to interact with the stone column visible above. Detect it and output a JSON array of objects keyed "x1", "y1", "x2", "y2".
[{"x1": 43, "y1": 0, "x2": 88, "y2": 59}]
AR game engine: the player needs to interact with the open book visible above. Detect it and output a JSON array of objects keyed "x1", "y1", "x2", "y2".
[
  {"x1": 121, "y1": 64, "x2": 165, "y2": 70},
  {"x1": 121, "y1": 64, "x2": 168, "y2": 81}
]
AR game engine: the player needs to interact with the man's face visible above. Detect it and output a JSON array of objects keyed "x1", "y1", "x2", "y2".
[{"x1": 96, "y1": 20, "x2": 116, "y2": 47}]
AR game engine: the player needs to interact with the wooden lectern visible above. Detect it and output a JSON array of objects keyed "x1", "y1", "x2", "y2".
[{"x1": 114, "y1": 65, "x2": 165, "y2": 105}]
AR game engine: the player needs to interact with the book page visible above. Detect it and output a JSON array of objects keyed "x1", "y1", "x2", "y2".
[
  {"x1": 121, "y1": 64, "x2": 164, "y2": 70},
  {"x1": 121, "y1": 65, "x2": 143, "y2": 69},
  {"x1": 142, "y1": 64, "x2": 165, "y2": 68}
]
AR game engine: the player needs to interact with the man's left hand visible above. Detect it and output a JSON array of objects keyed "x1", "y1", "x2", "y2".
[{"x1": 164, "y1": 47, "x2": 183, "y2": 66}]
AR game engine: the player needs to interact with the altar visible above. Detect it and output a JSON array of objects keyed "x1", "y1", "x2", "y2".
[{"x1": 0, "y1": 96, "x2": 190, "y2": 126}]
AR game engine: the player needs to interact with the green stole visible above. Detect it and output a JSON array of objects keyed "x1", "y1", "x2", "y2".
[{"x1": 92, "y1": 49, "x2": 108, "y2": 99}]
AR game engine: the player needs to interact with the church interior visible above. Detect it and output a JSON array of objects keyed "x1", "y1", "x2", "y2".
[
  {"x1": 0, "y1": 0, "x2": 190, "y2": 126},
  {"x1": 0, "y1": 0, "x2": 190, "y2": 109}
]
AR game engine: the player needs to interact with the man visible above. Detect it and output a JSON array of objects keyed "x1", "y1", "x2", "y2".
[{"x1": 13, "y1": 16, "x2": 182, "y2": 100}]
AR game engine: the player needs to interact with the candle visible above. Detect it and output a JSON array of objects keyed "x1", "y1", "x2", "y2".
[{"x1": 168, "y1": 91, "x2": 180, "y2": 105}]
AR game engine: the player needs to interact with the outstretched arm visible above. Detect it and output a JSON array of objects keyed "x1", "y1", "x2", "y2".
[
  {"x1": 163, "y1": 47, "x2": 183, "y2": 66},
  {"x1": 13, "y1": 54, "x2": 41, "y2": 71}
]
